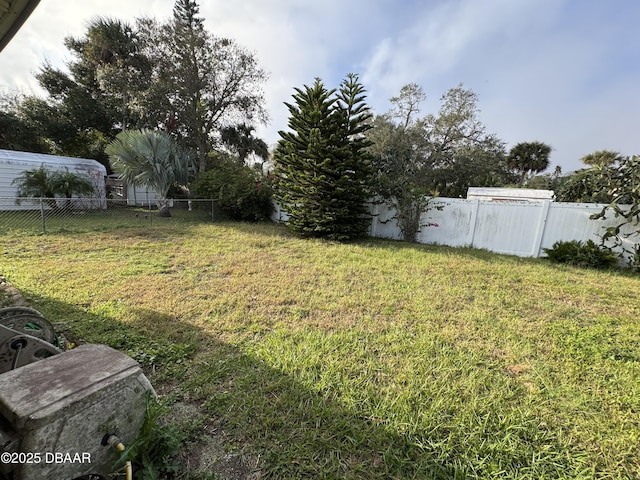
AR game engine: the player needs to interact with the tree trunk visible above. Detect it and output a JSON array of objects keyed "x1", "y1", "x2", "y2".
[
  {"x1": 198, "y1": 138, "x2": 207, "y2": 173},
  {"x1": 157, "y1": 198, "x2": 171, "y2": 217}
]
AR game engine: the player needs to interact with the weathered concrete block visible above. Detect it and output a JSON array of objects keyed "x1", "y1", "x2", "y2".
[{"x1": 0, "y1": 344, "x2": 154, "y2": 479}]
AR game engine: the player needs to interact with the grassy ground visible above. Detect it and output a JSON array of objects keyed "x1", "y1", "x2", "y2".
[
  {"x1": 1, "y1": 222, "x2": 639, "y2": 479},
  {"x1": 0, "y1": 202, "x2": 213, "y2": 235}
]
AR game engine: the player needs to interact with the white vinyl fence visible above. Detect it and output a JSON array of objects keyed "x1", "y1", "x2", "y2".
[
  {"x1": 370, "y1": 198, "x2": 638, "y2": 260},
  {"x1": 273, "y1": 198, "x2": 638, "y2": 260}
]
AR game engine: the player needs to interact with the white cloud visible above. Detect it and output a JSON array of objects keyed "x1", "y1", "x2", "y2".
[{"x1": 357, "y1": 0, "x2": 640, "y2": 172}]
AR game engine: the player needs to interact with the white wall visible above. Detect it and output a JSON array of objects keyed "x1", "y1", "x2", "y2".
[{"x1": 126, "y1": 184, "x2": 158, "y2": 207}]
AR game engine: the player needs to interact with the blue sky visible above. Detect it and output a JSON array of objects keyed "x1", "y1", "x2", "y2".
[{"x1": 1, "y1": 0, "x2": 639, "y2": 173}]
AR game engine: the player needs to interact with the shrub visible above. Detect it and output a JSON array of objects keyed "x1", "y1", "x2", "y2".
[
  {"x1": 194, "y1": 159, "x2": 273, "y2": 222},
  {"x1": 543, "y1": 240, "x2": 618, "y2": 269}
]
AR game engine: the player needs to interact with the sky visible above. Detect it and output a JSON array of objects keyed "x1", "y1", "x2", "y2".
[{"x1": 1, "y1": 0, "x2": 639, "y2": 173}]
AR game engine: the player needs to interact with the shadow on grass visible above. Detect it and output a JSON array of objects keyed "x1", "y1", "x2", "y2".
[{"x1": 22, "y1": 292, "x2": 467, "y2": 480}]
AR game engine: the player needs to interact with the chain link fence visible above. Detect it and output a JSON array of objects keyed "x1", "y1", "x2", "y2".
[{"x1": 0, "y1": 197, "x2": 219, "y2": 235}]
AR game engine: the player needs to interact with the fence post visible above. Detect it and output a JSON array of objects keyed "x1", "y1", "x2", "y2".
[
  {"x1": 40, "y1": 198, "x2": 46, "y2": 234},
  {"x1": 370, "y1": 202, "x2": 378, "y2": 237},
  {"x1": 148, "y1": 201, "x2": 153, "y2": 227},
  {"x1": 467, "y1": 198, "x2": 480, "y2": 247},
  {"x1": 531, "y1": 200, "x2": 551, "y2": 257}
]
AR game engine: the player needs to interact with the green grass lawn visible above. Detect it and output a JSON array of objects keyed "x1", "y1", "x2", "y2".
[
  {"x1": 0, "y1": 202, "x2": 214, "y2": 235},
  {"x1": 1, "y1": 222, "x2": 639, "y2": 479}
]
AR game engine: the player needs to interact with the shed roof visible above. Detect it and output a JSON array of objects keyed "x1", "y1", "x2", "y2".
[
  {"x1": 0, "y1": 149, "x2": 106, "y2": 173},
  {"x1": 467, "y1": 187, "x2": 554, "y2": 202}
]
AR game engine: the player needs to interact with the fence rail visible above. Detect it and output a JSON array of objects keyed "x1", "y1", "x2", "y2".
[{"x1": 0, "y1": 197, "x2": 218, "y2": 235}]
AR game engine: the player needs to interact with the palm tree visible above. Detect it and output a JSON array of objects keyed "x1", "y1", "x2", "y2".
[
  {"x1": 12, "y1": 165, "x2": 94, "y2": 211},
  {"x1": 12, "y1": 165, "x2": 56, "y2": 200},
  {"x1": 581, "y1": 150, "x2": 623, "y2": 168},
  {"x1": 507, "y1": 141, "x2": 552, "y2": 186},
  {"x1": 80, "y1": 17, "x2": 149, "y2": 131},
  {"x1": 83, "y1": 17, "x2": 138, "y2": 66},
  {"x1": 52, "y1": 169, "x2": 95, "y2": 209},
  {"x1": 106, "y1": 129, "x2": 189, "y2": 217}
]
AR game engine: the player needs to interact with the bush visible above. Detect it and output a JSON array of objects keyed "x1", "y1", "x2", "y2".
[
  {"x1": 543, "y1": 240, "x2": 618, "y2": 269},
  {"x1": 194, "y1": 159, "x2": 273, "y2": 221}
]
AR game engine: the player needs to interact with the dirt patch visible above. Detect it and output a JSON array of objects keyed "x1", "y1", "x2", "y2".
[
  {"x1": 505, "y1": 364, "x2": 536, "y2": 392},
  {"x1": 0, "y1": 275, "x2": 27, "y2": 307},
  {"x1": 172, "y1": 402, "x2": 262, "y2": 480},
  {"x1": 506, "y1": 364, "x2": 529, "y2": 377}
]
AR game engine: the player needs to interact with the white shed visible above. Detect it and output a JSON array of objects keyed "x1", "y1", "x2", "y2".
[
  {"x1": 0, "y1": 149, "x2": 107, "y2": 210},
  {"x1": 105, "y1": 174, "x2": 158, "y2": 207}
]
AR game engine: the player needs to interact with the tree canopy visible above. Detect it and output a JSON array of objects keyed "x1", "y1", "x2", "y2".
[
  {"x1": 367, "y1": 83, "x2": 513, "y2": 240},
  {"x1": 555, "y1": 151, "x2": 625, "y2": 203},
  {"x1": 136, "y1": 0, "x2": 268, "y2": 173}
]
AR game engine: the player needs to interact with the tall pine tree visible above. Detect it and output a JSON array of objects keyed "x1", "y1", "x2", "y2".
[
  {"x1": 274, "y1": 74, "x2": 373, "y2": 240},
  {"x1": 138, "y1": 0, "x2": 268, "y2": 172}
]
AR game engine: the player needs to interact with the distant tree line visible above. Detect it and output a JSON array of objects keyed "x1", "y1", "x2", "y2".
[{"x1": 273, "y1": 80, "x2": 558, "y2": 240}]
